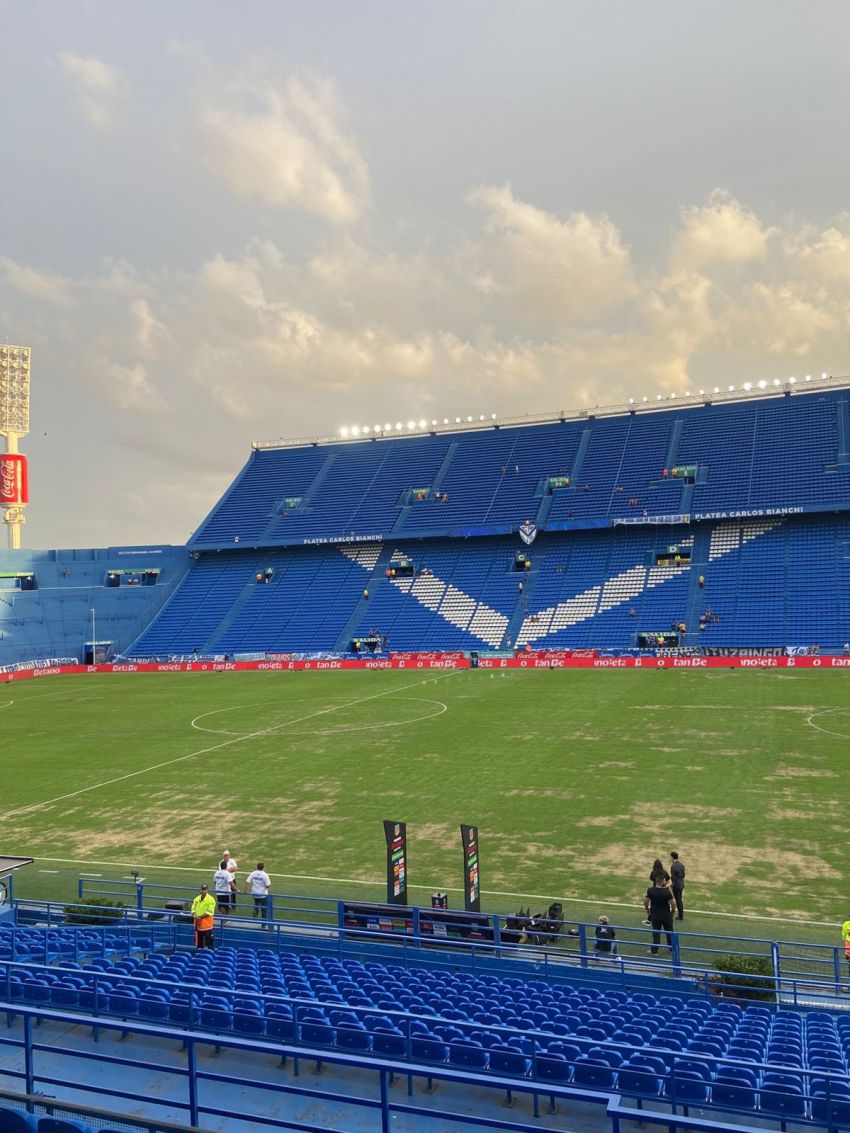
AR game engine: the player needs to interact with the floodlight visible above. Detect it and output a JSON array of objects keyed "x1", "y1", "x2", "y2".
[
  {"x1": 642, "y1": 396, "x2": 648, "y2": 403},
  {"x1": 628, "y1": 398, "x2": 635, "y2": 404},
  {"x1": 698, "y1": 389, "x2": 705, "y2": 395},
  {"x1": 339, "y1": 427, "x2": 349, "y2": 438},
  {"x1": 466, "y1": 415, "x2": 473, "y2": 422},
  {"x1": 455, "y1": 417, "x2": 461, "y2": 423},
  {"x1": 773, "y1": 379, "x2": 780, "y2": 385},
  {"x1": 395, "y1": 422, "x2": 403, "y2": 430},
  {"x1": 728, "y1": 385, "x2": 735, "y2": 392},
  {"x1": 407, "y1": 420, "x2": 415, "y2": 429},
  {"x1": 743, "y1": 382, "x2": 751, "y2": 390},
  {"x1": 418, "y1": 419, "x2": 427, "y2": 429},
  {"x1": 789, "y1": 377, "x2": 797, "y2": 384},
  {"x1": 490, "y1": 413, "x2": 497, "y2": 419},
  {"x1": 384, "y1": 423, "x2": 392, "y2": 432},
  {"x1": 351, "y1": 426, "x2": 360, "y2": 436},
  {"x1": 821, "y1": 372, "x2": 828, "y2": 379},
  {"x1": 443, "y1": 418, "x2": 449, "y2": 424},
  {"x1": 0, "y1": 345, "x2": 31, "y2": 436},
  {"x1": 431, "y1": 419, "x2": 437, "y2": 426},
  {"x1": 714, "y1": 387, "x2": 720, "y2": 394},
  {"x1": 758, "y1": 380, "x2": 767, "y2": 388},
  {"x1": 805, "y1": 375, "x2": 812, "y2": 383}
]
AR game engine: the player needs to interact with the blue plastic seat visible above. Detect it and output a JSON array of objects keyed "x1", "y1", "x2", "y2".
[
  {"x1": 712, "y1": 1069, "x2": 758, "y2": 1111},
  {"x1": 572, "y1": 1057, "x2": 617, "y2": 1090},
  {"x1": 38, "y1": 1120, "x2": 96, "y2": 1133},
  {"x1": 0, "y1": 1108, "x2": 38, "y2": 1132},
  {"x1": 449, "y1": 1039, "x2": 488, "y2": 1070},
  {"x1": 759, "y1": 1072, "x2": 807, "y2": 1118},
  {"x1": 487, "y1": 1043, "x2": 529, "y2": 1077},
  {"x1": 370, "y1": 1027, "x2": 406, "y2": 1057},
  {"x1": 336, "y1": 1024, "x2": 371, "y2": 1052},
  {"x1": 618, "y1": 1057, "x2": 665, "y2": 1098}
]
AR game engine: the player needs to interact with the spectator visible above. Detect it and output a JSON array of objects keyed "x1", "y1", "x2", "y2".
[
  {"x1": 842, "y1": 914, "x2": 850, "y2": 986},
  {"x1": 594, "y1": 916, "x2": 617, "y2": 960},
  {"x1": 645, "y1": 880, "x2": 676, "y2": 956},
  {"x1": 214, "y1": 858, "x2": 234, "y2": 915},
  {"x1": 649, "y1": 857, "x2": 670, "y2": 886},
  {"x1": 245, "y1": 862, "x2": 272, "y2": 921},
  {"x1": 190, "y1": 884, "x2": 216, "y2": 950},
  {"x1": 698, "y1": 574, "x2": 705, "y2": 588},
  {"x1": 670, "y1": 852, "x2": 686, "y2": 920},
  {"x1": 362, "y1": 588, "x2": 369, "y2": 601}
]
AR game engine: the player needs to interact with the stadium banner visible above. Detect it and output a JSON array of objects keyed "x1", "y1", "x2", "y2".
[
  {"x1": 3, "y1": 655, "x2": 850, "y2": 682},
  {"x1": 383, "y1": 820, "x2": 408, "y2": 905},
  {"x1": 460, "y1": 824, "x2": 481, "y2": 912},
  {"x1": 0, "y1": 454, "x2": 28, "y2": 505}
]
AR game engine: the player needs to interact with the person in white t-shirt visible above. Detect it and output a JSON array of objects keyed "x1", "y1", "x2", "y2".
[
  {"x1": 244, "y1": 862, "x2": 272, "y2": 920},
  {"x1": 213, "y1": 860, "x2": 233, "y2": 913},
  {"x1": 221, "y1": 850, "x2": 238, "y2": 910}
]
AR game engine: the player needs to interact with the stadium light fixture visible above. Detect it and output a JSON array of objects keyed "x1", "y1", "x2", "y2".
[
  {"x1": 0, "y1": 344, "x2": 31, "y2": 550},
  {"x1": 805, "y1": 375, "x2": 812, "y2": 383},
  {"x1": 713, "y1": 387, "x2": 720, "y2": 393},
  {"x1": 758, "y1": 380, "x2": 767, "y2": 388},
  {"x1": 789, "y1": 377, "x2": 797, "y2": 384},
  {"x1": 339, "y1": 427, "x2": 349, "y2": 438},
  {"x1": 490, "y1": 413, "x2": 497, "y2": 419},
  {"x1": 821, "y1": 372, "x2": 829, "y2": 379},
  {"x1": 351, "y1": 426, "x2": 360, "y2": 436},
  {"x1": 743, "y1": 382, "x2": 752, "y2": 391}
]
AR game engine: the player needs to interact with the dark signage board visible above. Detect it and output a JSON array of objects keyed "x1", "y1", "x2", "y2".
[
  {"x1": 383, "y1": 820, "x2": 408, "y2": 905},
  {"x1": 460, "y1": 824, "x2": 481, "y2": 912}
]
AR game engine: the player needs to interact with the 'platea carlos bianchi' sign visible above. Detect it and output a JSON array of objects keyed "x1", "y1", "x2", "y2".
[{"x1": 0, "y1": 455, "x2": 28, "y2": 505}]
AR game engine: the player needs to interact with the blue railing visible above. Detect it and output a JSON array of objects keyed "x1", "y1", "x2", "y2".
[
  {"x1": 70, "y1": 877, "x2": 850, "y2": 993},
  {"x1": 2, "y1": 997, "x2": 850, "y2": 1132}
]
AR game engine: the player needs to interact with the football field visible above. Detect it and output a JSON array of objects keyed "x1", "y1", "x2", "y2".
[{"x1": 3, "y1": 668, "x2": 848, "y2": 945}]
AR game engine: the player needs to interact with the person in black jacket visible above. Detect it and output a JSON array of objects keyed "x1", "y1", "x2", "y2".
[{"x1": 670, "y1": 851, "x2": 686, "y2": 920}]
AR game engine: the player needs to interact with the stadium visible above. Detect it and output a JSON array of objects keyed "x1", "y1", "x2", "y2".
[{"x1": 3, "y1": 368, "x2": 850, "y2": 1133}]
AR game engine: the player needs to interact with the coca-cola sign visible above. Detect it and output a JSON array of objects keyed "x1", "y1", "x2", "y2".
[{"x1": 0, "y1": 454, "x2": 28, "y2": 505}]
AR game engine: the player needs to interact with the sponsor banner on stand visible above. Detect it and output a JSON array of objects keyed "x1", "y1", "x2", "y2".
[{"x1": 3, "y1": 655, "x2": 850, "y2": 681}]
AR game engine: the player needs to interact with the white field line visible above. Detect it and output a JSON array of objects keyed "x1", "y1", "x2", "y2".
[
  {"x1": 805, "y1": 708, "x2": 850, "y2": 740},
  {"x1": 0, "y1": 672, "x2": 459, "y2": 824},
  {"x1": 0, "y1": 701, "x2": 12, "y2": 709},
  {"x1": 24, "y1": 855, "x2": 839, "y2": 930}
]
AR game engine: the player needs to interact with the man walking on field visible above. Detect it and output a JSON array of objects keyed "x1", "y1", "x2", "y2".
[
  {"x1": 245, "y1": 862, "x2": 272, "y2": 922},
  {"x1": 670, "y1": 851, "x2": 686, "y2": 920}
]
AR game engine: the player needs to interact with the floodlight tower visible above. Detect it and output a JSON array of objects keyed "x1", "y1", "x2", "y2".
[{"x1": 0, "y1": 344, "x2": 31, "y2": 549}]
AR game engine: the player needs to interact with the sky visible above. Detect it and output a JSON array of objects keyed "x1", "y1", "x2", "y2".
[{"x1": 1, "y1": 0, "x2": 849, "y2": 549}]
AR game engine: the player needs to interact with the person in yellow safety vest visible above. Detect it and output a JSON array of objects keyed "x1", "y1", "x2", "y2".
[
  {"x1": 190, "y1": 883, "x2": 217, "y2": 950},
  {"x1": 842, "y1": 916, "x2": 850, "y2": 987}
]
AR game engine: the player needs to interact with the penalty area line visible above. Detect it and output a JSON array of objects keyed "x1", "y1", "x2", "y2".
[{"x1": 0, "y1": 671, "x2": 460, "y2": 824}]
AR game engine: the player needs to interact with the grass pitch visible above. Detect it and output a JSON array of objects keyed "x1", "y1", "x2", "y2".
[{"x1": 3, "y1": 668, "x2": 848, "y2": 945}]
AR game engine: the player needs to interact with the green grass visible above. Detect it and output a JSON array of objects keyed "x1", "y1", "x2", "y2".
[{"x1": 3, "y1": 668, "x2": 848, "y2": 949}]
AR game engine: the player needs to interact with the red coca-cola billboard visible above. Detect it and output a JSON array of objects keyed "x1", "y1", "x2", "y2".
[{"x1": 0, "y1": 454, "x2": 28, "y2": 505}]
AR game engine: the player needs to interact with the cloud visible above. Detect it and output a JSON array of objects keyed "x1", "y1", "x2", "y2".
[
  {"x1": 4, "y1": 187, "x2": 850, "y2": 548},
  {"x1": 730, "y1": 283, "x2": 836, "y2": 356},
  {"x1": 796, "y1": 218, "x2": 850, "y2": 281},
  {"x1": 198, "y1": 74, "x2": 369, "y2": 224},
  {"x1": 467, "y1": 184, "x2": 635, "y2": 320},
  {"x1": 0, "y1": 257, "x2": 72, "y2": 305},
  {"x1": 672, "y1": 189, "x2": 773, "y2": 270},
  {"x1": 56, "y1": 51, "x2": 128, "y2": 132}
]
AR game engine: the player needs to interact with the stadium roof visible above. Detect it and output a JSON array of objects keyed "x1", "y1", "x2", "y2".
[{"x1": 253, "y1": 371, "x2": 850, "y2": 451}]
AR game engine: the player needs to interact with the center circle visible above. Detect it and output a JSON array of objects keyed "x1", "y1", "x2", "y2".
[{"x1": 191, "y1": 695, "x2": 447, "y2": 738}]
